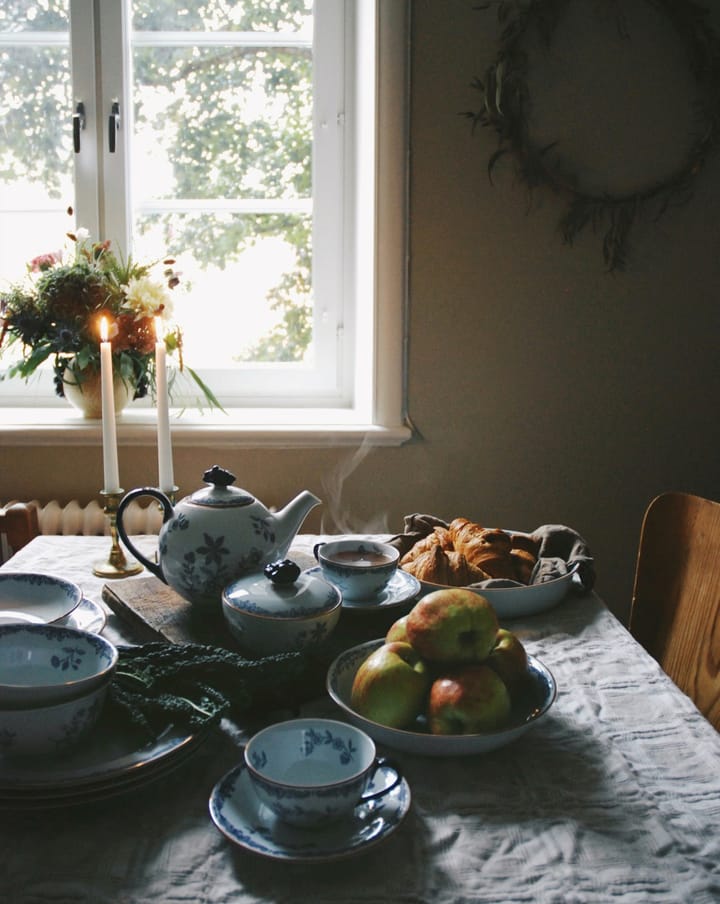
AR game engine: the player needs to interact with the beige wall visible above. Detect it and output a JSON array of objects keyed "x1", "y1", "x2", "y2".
[{"x1": 2, "y1": 0, "x2": 719, "y2": 624}]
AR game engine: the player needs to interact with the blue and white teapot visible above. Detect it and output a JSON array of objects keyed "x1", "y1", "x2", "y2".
[{"x1": 116, "y1": 465, "x2": 321, "y2": 614}]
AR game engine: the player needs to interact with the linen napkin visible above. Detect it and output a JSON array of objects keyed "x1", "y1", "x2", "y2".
[{"x1": 389, "y1": 514, "x2": 595, "y2": 593}]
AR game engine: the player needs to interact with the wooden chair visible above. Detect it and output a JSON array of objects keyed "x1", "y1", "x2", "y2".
[
  {"x1": 629, "y1": 492, "x2": 720, "y2": 731},
  {"x1": 0, "y1": 502, "x2": 41, "y2": 564}
]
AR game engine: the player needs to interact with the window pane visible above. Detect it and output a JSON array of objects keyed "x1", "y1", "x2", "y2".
[
  {"x1": 133, "y1": 211, "x2": 312, "y2": 368},
  {"x1": 128, "y1": 1, "x2": 317, "y2": 389},
  {"x1": 131, "y1": 45, "x2": 312, "y2": 201},
  {"x1": 0, "y1": 3, "x2": 72, "y2": 285},
  {"x1": 131, "y1": 0, "x2": 312, "y2": 35}
]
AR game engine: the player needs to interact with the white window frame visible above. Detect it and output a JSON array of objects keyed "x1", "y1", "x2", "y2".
[{"x1": 0, "y1": 0, "x2": 411, "y2": 448}]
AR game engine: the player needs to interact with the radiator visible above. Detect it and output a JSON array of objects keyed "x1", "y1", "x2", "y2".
[{"x1": 1, "y1": 498, "x2": 163, "y2": 536}]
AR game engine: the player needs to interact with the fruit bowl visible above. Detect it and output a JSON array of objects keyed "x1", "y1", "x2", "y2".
[
  {"x1": 326, "y1": 639, "x2": 557, "y2": 756},
  {"x1": 413, "y1": 562, "x2": 581, "y2": 620}
]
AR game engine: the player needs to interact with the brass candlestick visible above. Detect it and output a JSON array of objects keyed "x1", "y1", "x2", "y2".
[{"x1": 93, "y1": 489, "x2": 143, "y2": 578}]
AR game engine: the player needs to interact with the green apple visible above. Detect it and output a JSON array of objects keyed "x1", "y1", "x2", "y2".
[
  {"x1": 405, "y1": 588, "x2": 498, "y2": 663},
  {"x1": 486, "y1": 628, "x2": 528, "y2": 685},
  {"x1": 427, "y1": 664, "x2": 511, "y2": 734},
  {"x1": 350, "y1": 641, "x2": 430, "y2": 729},
  {"x1": 385, "y1": 614, "x2": 410, "y2": 643}
]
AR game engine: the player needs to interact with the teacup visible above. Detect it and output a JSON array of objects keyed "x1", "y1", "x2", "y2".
[
  {"x1": 244, "y1": 717, "x2": 402, "y2": 828},
  {"x1": 314, "y1": 539, "x2": 400, "y2": 601}
]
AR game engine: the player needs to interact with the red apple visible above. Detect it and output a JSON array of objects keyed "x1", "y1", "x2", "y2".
[
  {"x1": 427, "y1": 664, "x2": 511, "y2": 734},
  {"x1": 405, "y1": 588, "x2": 498, "y2": 663},
  {"x1": 486, "y1": 628, "x2": 528, "y2": 685},
  {"x1": 350, "y1": 641, "x2": 430, "y2": 729},
  {"x1": 385, "y1": 615, "x2": 410, "y2": 643}
]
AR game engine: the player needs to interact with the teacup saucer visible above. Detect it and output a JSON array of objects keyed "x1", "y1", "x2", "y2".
[
  {"x1": 209, "y1": 761, "x2": 411, "y2": 862},
  {"x1": 305, "y1": 567, "x2": 421, "y2": 612}
]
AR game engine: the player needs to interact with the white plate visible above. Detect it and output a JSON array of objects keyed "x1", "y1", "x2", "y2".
[
  {"x1": 326, "y1": 639, "x2": 557, "y2": 757},
  {"x1": 60, "y1": 597, "x2": 107, "y2": 635},
  {"x1": 0, "y1": 708, "x2": 201, "y2": 792},
  {"x1": 415, "y1": 561, "x2": 581, "y2": 619},
  {"x1": 306, "y1": 566, "x2": 421, "y2": 612},
  {"x1": 209, "y1": 761, "x2": 411, "y2": 862}
]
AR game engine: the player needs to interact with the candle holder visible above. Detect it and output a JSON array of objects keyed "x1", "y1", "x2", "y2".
[{"x1": 93, "y1": 489, "x2": 144, "y2": 578}]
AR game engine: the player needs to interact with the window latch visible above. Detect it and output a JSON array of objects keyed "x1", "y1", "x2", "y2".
[
  {"x1": 108, "y1": 100, "x2": 120, "y2": 153},
  {"x1": 72, "y1": 102, "x2": 85, "y2": 154}
]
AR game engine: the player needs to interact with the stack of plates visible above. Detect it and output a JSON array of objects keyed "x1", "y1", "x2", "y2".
[{"x1": 0, "y1": 711, "x2": 207, "y2": 809}]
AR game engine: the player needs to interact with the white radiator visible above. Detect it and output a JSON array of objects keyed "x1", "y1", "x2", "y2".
[{"x1": 2, "y1": 498, "x2": 163, "y2": 536}]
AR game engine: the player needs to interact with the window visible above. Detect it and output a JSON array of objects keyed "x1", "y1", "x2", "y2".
[{"x1": 0, "y1": 0, "x2": 410, "y2": 446}]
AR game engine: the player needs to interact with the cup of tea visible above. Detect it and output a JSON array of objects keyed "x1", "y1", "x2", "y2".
[
  {"x1": 313, "y1": 538, "x2": 400, "y2": 600},
  {"x1": 244, "y1": 717, "x2": 402, "y2": 828}
]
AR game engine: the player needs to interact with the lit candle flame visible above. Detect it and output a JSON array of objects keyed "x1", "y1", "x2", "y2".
[{"x1": 100, "y1": 316, "x2": 108, "y2": 343}]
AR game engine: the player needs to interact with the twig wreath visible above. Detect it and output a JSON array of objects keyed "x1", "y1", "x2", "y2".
[{"x1": 464, "y1": 0, "x2": 720, "y2": 271}]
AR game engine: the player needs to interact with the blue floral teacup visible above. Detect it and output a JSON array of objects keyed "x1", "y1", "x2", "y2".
[
  {"x1": 244, "y1": 718, "x2": 402, "y2": 828},
  {"x1": 314, "y1": 539, "x2": 400, "y2": 601}
]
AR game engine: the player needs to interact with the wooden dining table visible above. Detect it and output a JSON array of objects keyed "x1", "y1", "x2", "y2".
[{"x1": 2, "y1": 534, "x2": 720, "y2": 904}]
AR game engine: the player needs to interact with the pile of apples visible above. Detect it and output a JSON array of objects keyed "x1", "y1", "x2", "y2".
[{"x1": 350, "y1": 588, "x2": 529, "y2": 735}]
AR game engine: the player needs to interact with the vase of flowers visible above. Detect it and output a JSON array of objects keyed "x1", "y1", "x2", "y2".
[{"x1": 0, "y1": 224, "x2": 219, "y2": 417}]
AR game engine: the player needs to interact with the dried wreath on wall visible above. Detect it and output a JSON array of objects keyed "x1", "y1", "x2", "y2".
[{"x1": 465, "y1": 0, "x2": 720, "y2": 271}]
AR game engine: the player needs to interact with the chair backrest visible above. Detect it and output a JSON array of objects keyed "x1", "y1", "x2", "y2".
[
  {"x1": 629, "y1": 492, "x2": 720, "y2": 731},
  {"x1": 0, "y1": 502, "x2": 41, "y2": 564}
]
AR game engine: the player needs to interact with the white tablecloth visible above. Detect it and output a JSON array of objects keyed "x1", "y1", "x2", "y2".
[{"x1": 3, "y1": 536, "x2": 720, "y2": 904}]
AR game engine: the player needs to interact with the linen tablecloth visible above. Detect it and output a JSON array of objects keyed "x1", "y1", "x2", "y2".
[{"x1": 2, "y1": 535, "x2": 720, "y2": 904}]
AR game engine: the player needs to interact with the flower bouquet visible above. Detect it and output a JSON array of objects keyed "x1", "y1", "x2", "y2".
[{"x1": 0, "y1": 224, "x2": 220, "y2": 411}]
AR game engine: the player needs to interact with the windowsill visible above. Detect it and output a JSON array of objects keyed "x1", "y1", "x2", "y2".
[{"x1": 0, "y1": 408, "x2": 413, "y2": 447}]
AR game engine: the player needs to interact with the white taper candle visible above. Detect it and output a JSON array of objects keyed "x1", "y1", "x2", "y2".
[
  {"x1": 99, "y1": 317, "x2": 121, "y2": 493},
  {"x1": 155, "y1": 317, "x2": 174, "y2": 492}
]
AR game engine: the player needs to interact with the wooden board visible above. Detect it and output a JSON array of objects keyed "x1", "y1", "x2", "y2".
[{"x1": 101, "y1": 575, "x2": 228, "y2": 646}]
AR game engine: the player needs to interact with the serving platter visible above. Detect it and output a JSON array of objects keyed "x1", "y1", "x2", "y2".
[
  {"x1": 326, "y1": 639, "x2": 557, "y2": 757},
  {"x1": 413, "y1": 561, "x2": 581, "y2": 619}
]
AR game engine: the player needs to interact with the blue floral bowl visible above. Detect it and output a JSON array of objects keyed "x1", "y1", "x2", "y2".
[{"x1": 0, "y1": 623, "x2": 118, "y2": 708}]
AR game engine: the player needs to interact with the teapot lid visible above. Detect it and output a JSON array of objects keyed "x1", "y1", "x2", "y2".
[
  {"x1": 189, "y1": 465, "x2": 254, "y2": 507},
  {"x1": 222, "y1": 560, "x2": 341, "y2": 618}
]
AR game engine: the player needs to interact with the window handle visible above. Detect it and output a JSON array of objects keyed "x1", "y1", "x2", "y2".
[
  {"x1": 108, "y1": 100, "x2": 120, "y2": 153},
  {"x1": 73, "y1": 102, "x2": 85, "y2": 153}
]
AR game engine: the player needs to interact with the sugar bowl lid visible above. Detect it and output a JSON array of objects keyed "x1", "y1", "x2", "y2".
[{"x1": 222, "y1": 560, "x2": 341, "y2": 619}]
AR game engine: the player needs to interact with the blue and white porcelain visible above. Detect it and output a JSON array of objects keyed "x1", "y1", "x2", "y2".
[
  {"x1": 0, "y1": 623, "x2": 118, "y2": 708},
  {"x1": 116, "y1": 465, "x2": 321, "y2": 614},
  {"x1": 222, "y1": 567, "x2": 342, "y2": 656},
  {"x1": 60, "y1": 597, "x2": 107, "y2": 635},
  {"x1": 243, "y1": 718, "x2": 402, "y2": 828},
  {"x1": 0, "y1": 572, "x2": 82, "y2": 626},
  {"x1": 314, "y1": 539, "x2": 400, "y2": 601},
  {"x1": 210, "y1": 760, "x2": 411, "y2": 862},
  {"x1": 306, "y1": 566, "x2": 421, "y2": 611},
  {"x1": 0, "y1": 680, "x2": 108, "y2": 758}
]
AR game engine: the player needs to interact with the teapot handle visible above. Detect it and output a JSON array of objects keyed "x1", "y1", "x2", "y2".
[{"x1": 116, "y1": 488, "x2": 174, "y2": 583}]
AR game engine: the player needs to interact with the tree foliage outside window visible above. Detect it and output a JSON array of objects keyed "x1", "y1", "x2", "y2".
[{"x1": 0, "y1": 0, "x2": 314, "y2": 370}]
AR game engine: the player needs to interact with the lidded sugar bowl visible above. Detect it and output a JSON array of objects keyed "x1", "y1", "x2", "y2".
[{"x1": 221, "y1": 559, "x2": 342, "y2": 655}]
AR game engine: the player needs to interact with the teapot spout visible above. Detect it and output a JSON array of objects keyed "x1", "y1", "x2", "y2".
[{"x1": 275, "y1": 490, "x2": 322, "y2": 556}]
